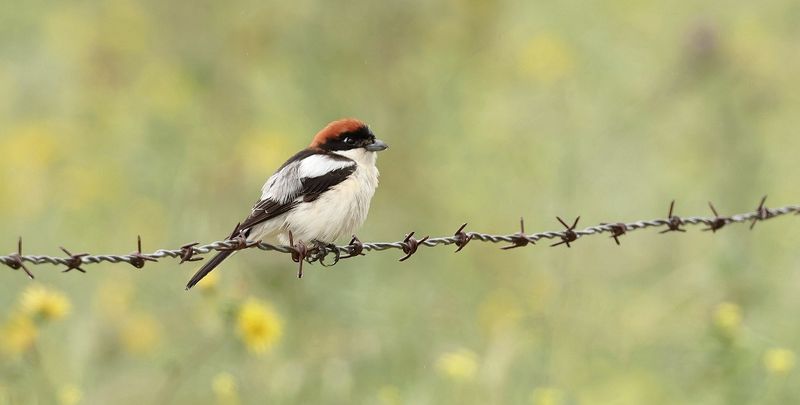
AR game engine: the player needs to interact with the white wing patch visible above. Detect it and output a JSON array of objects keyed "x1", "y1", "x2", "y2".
[
  {"x1": 298, "y1": 155, "x2": 355, "y2": 178},
  {"x1": 259, "y1": 154, "x2": 355, "y2": 204}
]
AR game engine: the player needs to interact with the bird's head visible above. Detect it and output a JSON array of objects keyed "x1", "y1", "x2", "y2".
[{"x1": 310, "y1": 118, "x2": 388, "y2": 153}]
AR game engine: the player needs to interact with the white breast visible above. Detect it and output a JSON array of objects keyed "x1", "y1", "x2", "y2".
[{"x1": 278, "y1": 149, "x2": 379, "y2": 244}]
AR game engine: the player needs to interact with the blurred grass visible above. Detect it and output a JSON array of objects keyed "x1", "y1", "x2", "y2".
[{"x1": 1, "y1": 0, "x2": 799, "y2": 404}]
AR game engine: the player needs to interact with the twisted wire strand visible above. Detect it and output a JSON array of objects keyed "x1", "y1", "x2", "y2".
[{"x1": 1, "y1": 201, "x2": 798, "y2": 274}]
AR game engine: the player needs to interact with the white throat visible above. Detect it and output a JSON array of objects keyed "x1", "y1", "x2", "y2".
[{"x1": 333, "y1": 148, "x2": 378, "y2": 167}]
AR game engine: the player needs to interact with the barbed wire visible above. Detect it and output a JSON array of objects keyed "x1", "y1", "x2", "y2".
[{"x1": 2, "y1": 196, "x2": 798, "y2": 281}]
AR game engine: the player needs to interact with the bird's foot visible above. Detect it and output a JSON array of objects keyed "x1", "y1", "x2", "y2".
[{"x1": 310, "y1": 240, "x2": 340, "y2": 267}]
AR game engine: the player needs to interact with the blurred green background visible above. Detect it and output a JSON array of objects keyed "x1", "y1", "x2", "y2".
[{"x1": 1, "y1": 0, "x2": 799, "y2": 404}]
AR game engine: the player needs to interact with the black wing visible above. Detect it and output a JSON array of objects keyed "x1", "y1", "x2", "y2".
[
  {"x1": 300, "y1": 166, "x2": 357, "y2": 202},
  {"x1": 237, "y1": 198, "x2": 298, "y2": 236},
  {"x1": 237, "y1": 164, "x2": 357, "y2": 235}
]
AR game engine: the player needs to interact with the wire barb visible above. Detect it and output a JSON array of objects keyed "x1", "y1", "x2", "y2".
[
  {"x1": 129, "y1": 235, "x2": 156, "y2": 269},
  {"x1": 288, "y1": 231, "x2": 307, "y2": 278},
  {"x1": 702, "y1": 202, "x2": 727, "y2": 232},
  {"x1": 660, "y1": 200, "x2": 686, "y2": 233},
  {"x1": 60, "y1": 246, "x2": 88, "y2": 273},
  {"x1": 453, "y1": 223, "x2": 473, "y2": 253},
  {"x1": 750, "y1": 195, "x2": 773, "y2": 230},
  {"x1": 5, "y1": 237, "x2": 34, "y2": 279},
  {"x1": 178, "y1": 242, "x2": 203, "y2": 264},
  {"x1": 340, "y1": 235, "x2": 365, "y2": 259},
  {"x1": 502, "y1": 217, "x2": 533, "y2": 250},
  {"x1": 551, "y1": 216, "x2": 580, "y2": 247},
  {"x1": 398, "y1": 232, "x2": 429, "y2": 262},
  {"x1": 604, "y1": 223, "x2": 627, "y2": 245},
  {"x1": 218, "y1": 225, "x2": 258, "y2": 252}
]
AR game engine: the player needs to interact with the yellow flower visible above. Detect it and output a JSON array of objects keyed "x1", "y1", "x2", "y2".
[
  {"x1": 531, "y1": 387, "x2": 564, "y2": 405},
  {"x1": 519, "y1": 34, "x2": 575, "y2": 83},
  {"x1": 1, "y1": 313, "x2": 38, "y2": 355},
  {"x1": 212, "y1": 372, "x2": 239, "y2": 405},
  {"x1": 120, "y1": 313, "x2": 161, "y2": 355},
  {"x1": 436, "y1": 349, "x2": 478, "y2": 381},
  {"x1": 713, "y1": 302, "x2": 741, "y2": 335},
  {"x1": 58, "y1": 384, "x2": 82, "y2": 405},
  {"x1": 236, "y1": 298, "x2": 283, "y2": 354},
  {"x1": 20, "y1": 284, "x2": 71, "y2": 321},
  {"x1": 764, "y1": 348, "x2": 795, "y2": 376}
]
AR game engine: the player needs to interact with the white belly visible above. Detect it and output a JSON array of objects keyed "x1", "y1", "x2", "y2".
[{"x1": 281, "y1": 162, "x2": 379, "y2": 244}]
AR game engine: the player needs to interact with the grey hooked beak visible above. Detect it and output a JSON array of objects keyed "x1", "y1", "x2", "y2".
[{"x1": 365, "y1": 139, "x2": 388, "y2": 152}]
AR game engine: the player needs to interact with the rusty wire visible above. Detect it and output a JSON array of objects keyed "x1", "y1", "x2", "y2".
[{"x1": 1, "y1": 197, "x2": 798, "y2": 280}]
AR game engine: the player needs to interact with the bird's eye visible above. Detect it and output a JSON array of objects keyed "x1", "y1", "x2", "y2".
[{"x1": 343, "y1": 137, "x2": 356, "y2": 145}]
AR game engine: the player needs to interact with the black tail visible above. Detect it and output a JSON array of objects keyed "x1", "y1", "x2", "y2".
[
  {"x1": 185, "y1": 250, "x2": 233, "y2": 290},
  {"x1": 186, "y1": 223, "x2": 246, "y2": 290}
]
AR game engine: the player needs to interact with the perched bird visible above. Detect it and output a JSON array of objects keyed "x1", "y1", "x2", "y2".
[{"x1": 185, "y1": 118, "x2": 388, "y2": 290}]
